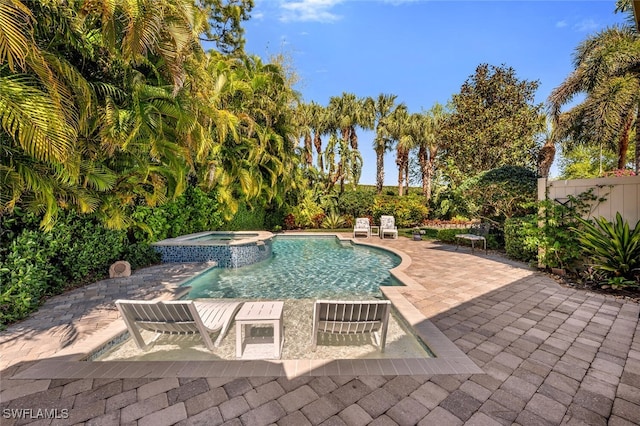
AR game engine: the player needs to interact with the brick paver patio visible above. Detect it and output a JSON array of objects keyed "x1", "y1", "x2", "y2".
[{"x1": 1, "y1": 235, "x2": 639, "y2": 425}]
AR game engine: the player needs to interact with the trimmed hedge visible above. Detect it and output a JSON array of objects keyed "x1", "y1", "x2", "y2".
[{"x1": 372, "y1": 194, "x2": 429, "y2": 227}]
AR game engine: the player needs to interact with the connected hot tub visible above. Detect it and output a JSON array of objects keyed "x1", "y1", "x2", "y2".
[{"x1": 152, "y1": 231, "x2": 274, "y2": 267}]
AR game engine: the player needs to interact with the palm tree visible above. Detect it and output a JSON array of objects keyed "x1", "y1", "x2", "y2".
[
  {"x1": 294, "y1": 102, "x2": 314, "y2": 166},
  {"x1": 379, "y1": 104, "x2": 410, "y2": 196},
  {"x1": 536, "y1": 115, "x2": 557, "y2": 178},
  {"x1": 309, "y1": 102, "x2": 328, "y2": 172},
  {"x1": 548, "y1": 25, "x2": 640, "y2": 172},
  {"x1": 371, "y1": 94, "x2": 397, "y2": 194},
  {"x1": 412, "y1": 103, "x2": 447, "y2": 201},
  {"x1": 0, "y1": 0, "x2": 76, "y2": 165}
]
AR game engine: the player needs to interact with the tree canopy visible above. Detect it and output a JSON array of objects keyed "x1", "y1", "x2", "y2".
[
  {"x1": 442, "y1": 64, "x2": 544, "y2": 185},
  {"x1": 0, "y1": 0, "x2": 300, "y2": 229}
]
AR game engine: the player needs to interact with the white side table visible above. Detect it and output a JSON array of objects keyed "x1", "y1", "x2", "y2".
[
  {"x1": 370, "y1": 226, "x2": 380, "y2": 237},
  {"x1": 235, "y1": 301, "x2": 284, "y2": 359}
]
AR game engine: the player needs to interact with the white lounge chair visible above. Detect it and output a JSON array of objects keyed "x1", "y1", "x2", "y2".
[
  {"x1": 311, "y1": 300, "x2": 391, "y2": 352},
  {"x1": 380, "y1": 215, "x2": 398, "y2": 239},
  {"x1": 353, "y1": 217, "x2": 371, "y2": 238},
  {"x1": 115, "y1": 299, "x2": 243, "y2": 351}
]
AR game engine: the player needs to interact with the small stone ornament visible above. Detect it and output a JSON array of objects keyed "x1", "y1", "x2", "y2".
[{"x1": 109, "y1": 260, "x2": 131, "y2": 278}]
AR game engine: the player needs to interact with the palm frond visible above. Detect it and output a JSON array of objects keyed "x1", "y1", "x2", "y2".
[
  {"x1": 0, "y1": 0, "x2": 32, "y2": 71},
  {"x1": 0, "y1": 74, "x2": 75, "y2": 162}
]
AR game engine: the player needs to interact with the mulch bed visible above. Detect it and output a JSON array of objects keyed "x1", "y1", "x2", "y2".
[{"x1": 549, "y1": 272, "x2": 640, "y2": 304}]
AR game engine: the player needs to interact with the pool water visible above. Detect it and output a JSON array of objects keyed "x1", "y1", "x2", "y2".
[{"x1": 183, "y1": 236, "x2": 402, "y2": 299}]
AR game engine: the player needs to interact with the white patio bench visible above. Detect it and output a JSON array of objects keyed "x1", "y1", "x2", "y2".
[{"x1": 455, "y1": 223, "x2": 490, "y2": 254}]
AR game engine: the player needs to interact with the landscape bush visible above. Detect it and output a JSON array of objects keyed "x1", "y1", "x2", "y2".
[
  {"x1": 337, "y1": 189, "x2": 375, "y2": 218},
  {"x1": 436, "y1": 228, "x2": 464, "y2": 243},
  {"x1": 0, "y1": 210, "x2": 138, "y2": 328},
  {"x1": 0, "y1": 186, "x2": 227, "y2": 328},
  {"x1": 222, "y1": 202, "x2": 266, "y2": 231},
  {"x1": 574, "y1": 213, "x2": 640, "y2": 285},
  {"x1": 504, "y1": 215, "x2": 538, "y2": 262},
  {"x1": 372, "y1": 194, "x2": 429, "y2": 227},
  {"x1": 535, "y1": 190, "x2": 604, "y2": 270},
  {"x1": 461, "y1": 165, "x2": 538, "y2": 221},
  {"x1": 130, "y1": 186, "x2": 224, "y2": 242}
]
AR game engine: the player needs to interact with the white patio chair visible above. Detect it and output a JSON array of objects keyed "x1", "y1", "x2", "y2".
[
  {"x1": 115, "y1": 299, "x2": 243, "y2": 351},
  {"x1": 353, "y1": 217, "x2": 371, "y2": 238},
  {"x1": 380, "y1": 215, "x2": 398, "y2": 239},
  {"x1": 311, "y1": 300, "x2": 391, "y2": 352}
]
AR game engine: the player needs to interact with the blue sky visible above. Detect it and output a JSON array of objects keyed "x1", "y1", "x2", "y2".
[{"x1": 242, "y1": 0, "x2": 627, "y2": 184}]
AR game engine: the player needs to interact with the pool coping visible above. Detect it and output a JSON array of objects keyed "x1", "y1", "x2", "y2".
[
  {"x1": 12, "y1": 233, "x2": 482, "y2": 380},
  {"x1": 152, "y1": 230, "x2": 274, "y2": 247}
]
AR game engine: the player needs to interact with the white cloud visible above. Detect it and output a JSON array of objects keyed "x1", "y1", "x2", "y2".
[
  {"x1": 574, "y1": 18, "x2": 599, "y2": 32},
  {"x1": 279, "y1": 0, "x2": 344, "y2": 23},
  {"x1": 252, "y1": 11, "x2": 265, "y2": 20},
  {"x1": 555, "y1": 20, "x2": 567, "y2": 28}
]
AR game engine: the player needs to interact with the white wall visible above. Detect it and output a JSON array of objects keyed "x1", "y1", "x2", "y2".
[{"x1": 538, "y1": 176, "x2": 640, "y2": 225}]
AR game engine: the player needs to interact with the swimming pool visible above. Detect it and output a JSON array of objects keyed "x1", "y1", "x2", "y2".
[{"x1": 182, "y1": 236, "x2": 402, "y2": 299}]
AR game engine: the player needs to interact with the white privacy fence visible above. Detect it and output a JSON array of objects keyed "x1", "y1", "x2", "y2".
[{"x1": 538, "y1": 176, "x2": 640, "y2": 225}]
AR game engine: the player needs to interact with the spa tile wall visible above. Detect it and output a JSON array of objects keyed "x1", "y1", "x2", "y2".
[{"x1": 154, "y1": 240, "x2": 272, "y2": 267}]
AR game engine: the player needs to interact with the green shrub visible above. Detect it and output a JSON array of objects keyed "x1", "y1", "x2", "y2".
[
  {"x1": 120, "y1": 242, "x2": 161, "y2": 270},
  {"x1": 222, "y1": 203, "x2": 265, "y2": 231},
  {"x1": 536, "y1": 189, "x2": 608, "y2": 270},
  {"x1": 462, "y1": 165, "x2": 537, "y2": 221},
  {"x1": 289, "y1": 189, "x2": 324, "y2": 228},
  {"x1": 131, "y1": 186, "x2": 224, "y2": 242},
  {"x1": 322, "y1": 211, "x2": 346, "y2": 229},
  {"x1": 574, "y1": 213, "x2": 640, "y2": 282},
  {"x1": 372, "y1": 195, "x2": 429, "y2": 227},
  {"x1": 504, "y1": 215, "x2": 538, "y2": 262},
  {"x1": 0, "y1": 210, "x2": 143, "y2": 328},
  {"x1": 264, "y1": 205, "x2": 286, "y2": 231},
  {"x1": 337, "y1": 190, "x2": 375, "y2": 218},
  {"x1": 437, "y1": 228, "x2": 466, "y2": 243}
]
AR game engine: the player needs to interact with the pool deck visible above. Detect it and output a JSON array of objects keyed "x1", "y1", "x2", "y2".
[{"x1": 1, "y1": 235, "x2": 639, "y2": 425}]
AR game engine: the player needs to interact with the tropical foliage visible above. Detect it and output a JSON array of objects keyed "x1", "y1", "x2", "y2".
[
  {"x1": 549, "y1": 0, "x2": 640, "y2": 173},
  {"x1": 0, "y1": 0, "x2": 300, "y2": 231},
  {"x1": 441, "y1": 64, "x2": 544, "y2": 185},
  {"x1": 574, "y1": 213, "x2": 640, "y2": 282},
  {"x1": 461, "y1": 166, "x2": 538, "y2": 221}
]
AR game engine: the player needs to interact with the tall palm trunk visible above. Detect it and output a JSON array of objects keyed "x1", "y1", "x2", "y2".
[
  {"x1": 404, "y1": 151, "x2": 410, "y2": 195},
  {"x1": 375, "y1": 144, "x2": 385, "y2": 194},
  {"x1": 418, "y1": 145, "x2": 436, "y2": 200},
  {"x1": 537, "y1": 138, "x2": 556, "y2": 178},
  {"x1": 313, "y1": 133, "x2": 323, "y2": 171},
  {"x1": 341, "y1": 127, "x2": 350, "y2": 146},
  {"x1": 396, "y1": 146, "x2": 407, "y2": 196},
  {"x1": 349, "y1": 125, "x2": 358, "y2": 150},
  {"x1": 635, "y1": 107, "x2": 640, "y2": 174},
  {"x1": 304, "y1": 133, "x2": 312, "y2": 166}
]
